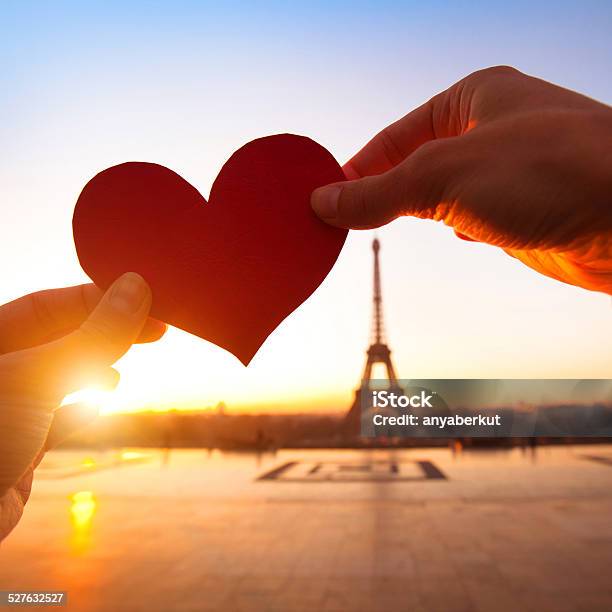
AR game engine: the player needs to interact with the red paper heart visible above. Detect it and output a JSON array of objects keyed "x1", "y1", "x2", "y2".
[{"x1": 73, "y1": 134, "x2": 347, "y2": 365}]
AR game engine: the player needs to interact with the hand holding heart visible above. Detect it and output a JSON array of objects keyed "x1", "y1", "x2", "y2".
[
  {"x1": 0, "y1": 274, "x2": 166, "y2": 539},
  {"x1": 311, "y1": 67, "x2": 612, "y2": 295}
]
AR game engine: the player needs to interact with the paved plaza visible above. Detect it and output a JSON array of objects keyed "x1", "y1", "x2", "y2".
[{"x1": 1, "y1": 445, "x2": 612, "y2": 611}]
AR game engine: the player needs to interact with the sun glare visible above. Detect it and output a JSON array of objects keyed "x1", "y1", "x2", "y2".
[{"x1": 62, "y1": 387, "x2": 122, "y2": 415}]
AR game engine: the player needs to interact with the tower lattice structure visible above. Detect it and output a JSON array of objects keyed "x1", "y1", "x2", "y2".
[{"x1": 345, "y1": 238, "x2": 402, "y2": 435}]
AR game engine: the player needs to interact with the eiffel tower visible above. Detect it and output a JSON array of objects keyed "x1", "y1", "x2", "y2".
[{"x1": 345, "y1": 237, "x2": 403, "y2": 436}]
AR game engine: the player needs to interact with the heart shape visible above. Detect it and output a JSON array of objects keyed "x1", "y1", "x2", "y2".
[{"x1": 73, "y1": 134, "x2": 347, "y2": 365}]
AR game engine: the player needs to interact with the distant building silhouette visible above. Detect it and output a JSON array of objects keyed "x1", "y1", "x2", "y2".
[{"x1": 345, "y1": 238, "x2": 403, "y2": 437}]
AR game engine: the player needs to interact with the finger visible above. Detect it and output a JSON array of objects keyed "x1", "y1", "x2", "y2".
[
  {"x1": 343, "y1": 69, "x2": 512, "y2": 181},
  {"x1": 0, "y1": 283, "x2": 166, "y2": 354},
  {"x1": 343, "y1": 100, "x2": 438, "y2": 180},
  {"x1": 0, "y1": 284, "x2": 101, "y2": 353},
  {"x1": 15, "y1": 468, "x2": 35, "y2": 506},
  {"x1": 71, "y1": 366, "x2": 121, "y2": 392},
  {"x1": 32, "y1": 272, "x2": 152, "y2": 396},
  {"x1": 312, "y1": 138, "x2": 462, "y2": 229},
  {"x1": 139, "y1": 318, "x2": 167, "y2": 343},
  {"x1": 45, "y1": 402, "x2": 99, "y2": 451},
  {"x1": 19, "y1": 397, "x2": 107, "y2": 491},
  {"x1": 455, "y1": 230, "x2": 476, "y2": 242},
  {"x1": 96, "y1": 366, "x2": 121, "y2": 390}
]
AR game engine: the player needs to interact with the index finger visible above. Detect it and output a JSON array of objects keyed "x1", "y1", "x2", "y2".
[
  {"x1": 45, "y1": 402, "x2": 99, "y2": 451},
  {"x1": 0, "y1": 284, "x2": 166, "y2": 354},
  {"x1": 344, "y1": 99, "x2": 438, "y2": 179}
]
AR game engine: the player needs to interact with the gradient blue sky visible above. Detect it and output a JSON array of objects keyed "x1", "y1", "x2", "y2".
[{"x1": 1, "y1": 1, "x2": 611, "y2": 412}]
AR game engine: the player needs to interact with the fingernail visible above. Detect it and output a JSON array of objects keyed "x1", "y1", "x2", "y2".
[
  {"x1": 312, "y1": 184, "x2": 342, "y2": 220},
  {"x1": 109, "y1": 272, "x2": 149, "y2": 314}
]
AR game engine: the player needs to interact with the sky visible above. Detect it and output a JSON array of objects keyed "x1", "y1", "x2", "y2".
[{"x1": 1, "y1": 1, "x2": 611, "y2": 414}]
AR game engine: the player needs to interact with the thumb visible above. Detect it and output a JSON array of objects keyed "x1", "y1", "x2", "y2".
[
  {"x1": 33, "y1": 272, "x2": 153, "y2": 397},
  {"x1": 311, "y1": 139, "x2": 460, "y2": 229}
]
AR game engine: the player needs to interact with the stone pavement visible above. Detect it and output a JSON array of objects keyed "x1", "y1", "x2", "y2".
[{"x1": 1, "y1": 446, "x2": 612, "y2": 611}]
